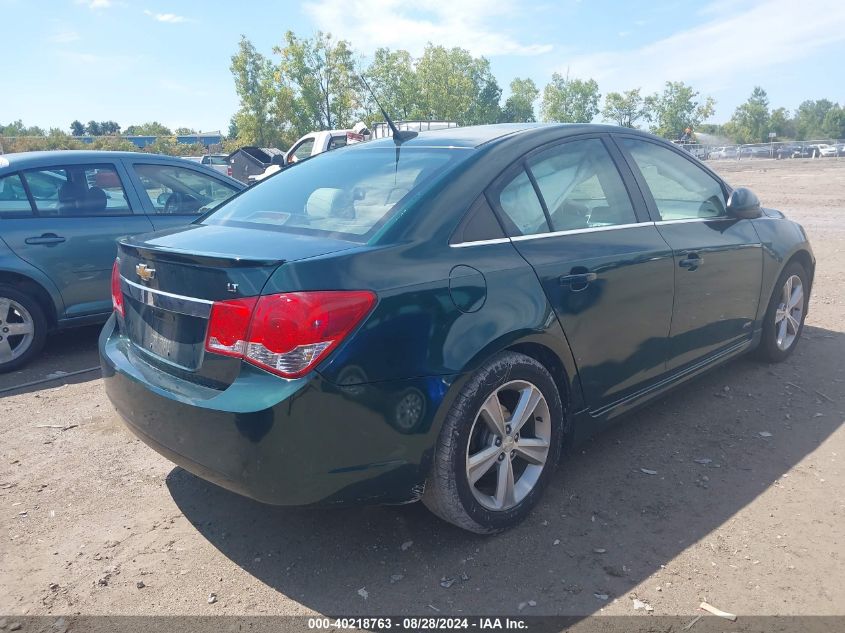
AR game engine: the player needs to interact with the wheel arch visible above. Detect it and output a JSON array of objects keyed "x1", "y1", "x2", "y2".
[{"x1": 0, "y1": 270, "x2": 60, "y2": 329}]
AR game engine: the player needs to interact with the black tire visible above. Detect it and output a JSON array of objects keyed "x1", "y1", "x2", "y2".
[
  {"x1": 0, "y1": 284, "x2": 48, "y2": 373},
  {"x1": 423, "y1": 351, "x2": 564, "y2": 534},
  {"x1": 756, "y1": 262, "x2": 809, "y2": 363}
]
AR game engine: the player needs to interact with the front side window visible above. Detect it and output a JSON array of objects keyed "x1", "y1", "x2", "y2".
[
  {"x1": 621, "y1": 139, "x2": 726, "y2": 220},
  {"x1": 0, "y1": 174, "x2": 33, "y2": 216},
  {"x1": 204, "y1": 147, "x2": 469, "y2": 241},
  {"x1": 22, "y1": 165, "x2": 131, "y2": 216},
  {"x1": 527, "y1": 138, "x2": 637, "y2": 231},
  {"x1": 132, "y1": 164, "x2": 239, "y2": 214}
]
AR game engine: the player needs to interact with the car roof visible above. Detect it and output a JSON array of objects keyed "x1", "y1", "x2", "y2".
[
  {"x1": 355, "y1": 123, "x2": 658, "y2": 150},
  {"x1": 0, "y1": 150, "x2": 202, "y2": 172}
]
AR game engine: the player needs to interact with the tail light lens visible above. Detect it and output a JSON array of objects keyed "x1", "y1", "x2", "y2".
[
  {"x1": 227, "y1": 166, "x2": 233, "y2": 177},
  {"x1": 111, "y1": 259, "x2": 124, "y2": 317},
  {"x1": 205, "y1": 291, "x2": 376, "y2": 378}
]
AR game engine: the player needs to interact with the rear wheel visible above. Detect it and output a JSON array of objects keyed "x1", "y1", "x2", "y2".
[
  {"x1": 423, "y1": 352, "x2": 563, "y2": 534},
  {"x1": 756, "y1": 262, "x2": 808, "y2": 362},
  {"x1": 0, "y1": 285, "x2": 47, "y2": 373}
]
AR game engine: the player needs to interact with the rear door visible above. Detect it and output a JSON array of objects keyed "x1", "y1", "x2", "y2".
[
  {"x1": 1, "y1": 162, "x2": 154, "y2": 319},
  {"x1": 489, "y1": 135, "x2": 675, "y2": 412},
  {"x1": 616, "y1": 136, "x2": 763, "y2": 370},
  {"x1": 124, "y1": 160, "x2": 241, "y2": 232}
]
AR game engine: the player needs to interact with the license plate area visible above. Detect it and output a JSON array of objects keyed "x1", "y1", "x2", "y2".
[{"x1": 124, "y1": 296, "x2": 208, "y2": 370}]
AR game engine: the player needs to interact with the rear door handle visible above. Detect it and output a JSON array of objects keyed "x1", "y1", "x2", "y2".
[
  {"x1": 679, "y1": 253, "x2": 703, "y2": 270},
  {"x1": 25, "y1": 233, "x2": 66, "y2": 245},
  {"x1": 559, "y1": 271, "x2": 597, "y2": 291}
]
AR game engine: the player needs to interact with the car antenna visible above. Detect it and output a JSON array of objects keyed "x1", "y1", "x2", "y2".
[{"x1": 358, "y1": 75, "x2": 418, "y2": 144}]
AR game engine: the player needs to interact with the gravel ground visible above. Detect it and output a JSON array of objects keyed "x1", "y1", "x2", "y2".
[{"x1": 1, "y1": 158, "x2": 843, "y2": 619}]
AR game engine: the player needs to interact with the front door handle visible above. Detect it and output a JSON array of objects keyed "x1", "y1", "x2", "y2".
[
  {"x1": 560, "y1": 271, "x2": 597, "y2": 291},
  {"x1": 25, "y1": 233, "x2": 66, "y2": 246},
  {"x1": 679, "y1": 253, "x2": 703, "y2": 271}
]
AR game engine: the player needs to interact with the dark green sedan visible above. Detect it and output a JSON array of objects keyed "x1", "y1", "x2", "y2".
[{"x1": 100, "y1": 124, "x2": 814, "y2": 533}]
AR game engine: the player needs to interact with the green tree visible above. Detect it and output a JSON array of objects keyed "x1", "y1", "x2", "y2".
[
  {"x1": 644, "y1": 81, "x2": 715, "y2": 139},
  {"x1": 175, "y1": 127, "x2": 197, "y2": 135},
  {"x1": 124, "y1": 122, "x2": 173, "y2": 136},
  {"x1": 540, "y1": 73, "x2": 600, "y2": 123},
  {"x1": 1, "y1": 120, "x2": 45, "y2": 136},
  {"x1": 415, "y1": 45, "x2": 501, "y2": 124},
  {"x1": 769, "y1": 107, "x2": 796, "y2": 140},
  {"x1": 275, "y1": 31, "x2": 359, "y2": 132},
  {"x1": 70, "y1": 120, "x2": 85, "y2": 136},
  {"x1": 794, "y1": 99, "x2": 835, "y2": 139},
  {"x1": 100, "y1": 120, "x2": 121, "y2": 135},
  {"x1": 822, "y1": 104, "x2": 845, "y2": 139},
  {"x1": 724, "y1": 86, "x2": 770, "y2": 143},
  {"x1": 364, "y1": 48, "x2": 419, "y2": 121},
  {"x1": 84, "y1": 120, "x2": 102, "y2": 136},
  {"x1": 500, "y1": 77, "x2": 539, "y2": 123},
  {"x1": 601, "y1": 88, "x2": 649, "y2": 128},
  {"x1": 230, "y1": 36, "x2": 280, "y2": 146}
]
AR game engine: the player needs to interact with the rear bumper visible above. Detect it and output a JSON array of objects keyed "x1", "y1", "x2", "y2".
[{"x1": 99, "y1": 315, "x2": 453, "y2": 506}]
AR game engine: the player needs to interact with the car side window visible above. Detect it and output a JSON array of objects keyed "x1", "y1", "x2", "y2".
[
  {"x1": 22, "y1": 165, "x2": 131, "y2": 216},
  {"x1": 132, "y1": 164, "x2": 239, "y2": 214},
  {"x1": 621, "y1": 138, "x2": 726, "y2": 221},
  {"x1": 527, "y1": 138, "x2": 637, "y2": 231},
  {"x1": 494, "y1": 168, "x2": 549, "y2": 236},
  {"x1": 0, "y1": 174, "x2": 33, "y2": 216},
  {"x1": 289, "y1": 138, "x2": 315, "y2": 163},
  {"x1": 327, "y1": 135, "x2": 347, "y2": 151}
]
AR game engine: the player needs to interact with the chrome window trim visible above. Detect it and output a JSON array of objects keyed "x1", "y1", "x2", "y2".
[
  {"x1": 449, "y1": 237, "x2": 512, "y2": 248},
  {"x1": 121, "y1": 276, "x2": 213, "y2": 318},
  {"x1": 449, "y1": 221, "x2": 651, "y2": 248},
  {"x1": 511, "y1": 222, "x2": 648, "y2": 242},
  {"x1": 654, "y1": 217, "x2": 732, "y2": 225}
]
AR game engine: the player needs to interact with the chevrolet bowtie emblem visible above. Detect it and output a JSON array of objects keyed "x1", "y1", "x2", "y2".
[{"x1": 135, "y1": 263, "x2": 156, "y2": 282}]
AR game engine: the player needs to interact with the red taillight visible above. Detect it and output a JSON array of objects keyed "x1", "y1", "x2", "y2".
[
  {"x1": 204, "y1": 291, "x2": 376, "y2": 378},
  {"x1": 227, "y1": 166, "x2": 233, "y2": 177},
  {"x1": 111, "y1": 259, "x2": 124, "y2": 317}
]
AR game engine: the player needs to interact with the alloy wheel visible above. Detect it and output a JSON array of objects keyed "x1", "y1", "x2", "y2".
[
  {"x1": 0, "y1": 297, "x2": 36, "y2": 364},
  {"x1": 774, "y1": 274, "x2": 804, "y2": 351},
  {"x1": 465, "y1": 380, "x2": 551, "y2": 511}
]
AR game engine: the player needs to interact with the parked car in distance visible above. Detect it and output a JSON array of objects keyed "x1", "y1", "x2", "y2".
[
  {"x1": 710, "y1": 146, "x2": 737, "y2": 159},
  {"x1": 739, "y1": 145, "x2": 773, "y2": 159},
  {"x1": 200, "y1": 154, "x2": 232, "y2": 176},
  {"x1": 817, "y1": 144, "x2": 838, "y2": 158},
  {"x1": 100, "y1": 124, "x2": 814, "y2": 533},
  {"x1": 0, "y1": 151, "x2": 244, "y2": 371}
]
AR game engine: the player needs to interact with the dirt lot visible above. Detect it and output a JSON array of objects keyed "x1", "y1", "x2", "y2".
[{"x1": 1, "y1": 159, "x2": 843, "y2": 621}]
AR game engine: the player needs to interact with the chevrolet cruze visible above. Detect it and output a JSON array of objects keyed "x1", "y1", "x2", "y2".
[{"x1": 100, "y1": 124, "x2": 814, "y2": 533}]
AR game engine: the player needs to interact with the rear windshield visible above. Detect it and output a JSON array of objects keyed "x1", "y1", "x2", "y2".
[
  {"x1": 204, "y1": 156, "x2": 228, "y2": 165},
  {"x1": 203, "y1": 146, "x2": 470, "y2": 241}
]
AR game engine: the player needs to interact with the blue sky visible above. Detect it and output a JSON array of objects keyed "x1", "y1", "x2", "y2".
[{"x1": 2, "y1": 0, "x2": 844, "y2": 133}]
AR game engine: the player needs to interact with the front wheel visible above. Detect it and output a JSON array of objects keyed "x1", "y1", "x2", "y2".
[
  {"x1": 0, "y1": 285, "x2": 47, "y2": 373},
  {"x1": 756, "y1": 262, "x2": 809, "y2": 362},
  {"x1": 423, "y1": 352, "x2": 564, "y2": 534}
]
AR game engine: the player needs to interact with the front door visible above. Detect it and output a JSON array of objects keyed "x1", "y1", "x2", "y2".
[
  {"x1": 1, "y1": 163, "x2": 154, "y2": 318},
  {"x1": 617, "y1": 137, "x2": 763, "y2": 370},
  {"x1": 488, "y1": 136, "x2": 676, "y2": 412}
]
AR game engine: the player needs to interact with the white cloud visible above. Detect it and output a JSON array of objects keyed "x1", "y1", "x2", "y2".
[
  {"x1": 77, "y1": 0, "x2": 112, "y2": 8},
  {"x1": 564, "y1": 0, "x2": 845, "y2": 98},
  {"x1": 50, "y1": 30, "x2": 81, "y2": 43},
  {"x1": 303, "y1": 0, "x2": 552, "y2": 57},
  {"x1": 143, "y1": 9, "x2": 189, "y2": 23}
]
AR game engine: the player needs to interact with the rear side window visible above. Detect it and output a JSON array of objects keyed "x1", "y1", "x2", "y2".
[
  {"x1": 0, "y1": 174, "x2": 33, "y2": 216},
  {"x1": 494, "y1": 168, "x2": 549, "y2": 236},
  {"x1": 527, "y1": 138, "x2": 637, "y2": 231},
  {"x1": 328, "y1": 135, "x2": 347, "y2": 151},
  {"x1": 132, "y1": 164, "x2": 239, "y2": 214},
  {"x1": 22, "y1": 165, "x2": 131, "y2": 216},
  {"x1": 621, "y1": 138, "x2": 726, "y2": 220},
  {"x1": 205, "y1": 147, "x2": 469, "y2": 241},
  {"x1": 289, "y1": 138, "x2": 315, "y2": 163}
]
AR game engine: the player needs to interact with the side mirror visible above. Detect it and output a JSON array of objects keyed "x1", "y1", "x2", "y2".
[{"x1": 727, "y1": 187, "x2": 761, "y2": 219}]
